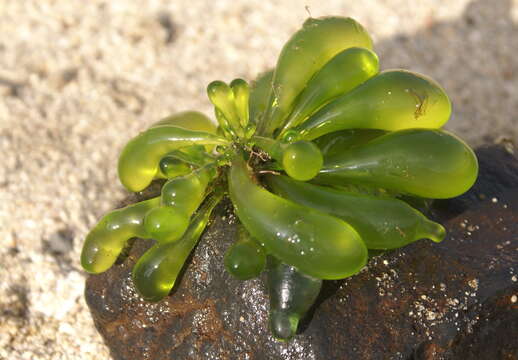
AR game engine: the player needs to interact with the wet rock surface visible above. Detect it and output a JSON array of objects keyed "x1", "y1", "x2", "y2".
[{"x1": 85, "y1": 145, "x2": 518, "y2": 360}]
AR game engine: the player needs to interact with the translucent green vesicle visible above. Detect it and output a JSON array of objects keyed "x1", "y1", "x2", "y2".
[
  {"x1": 281, "y1": 47, "x2": 379, "y2": 133},
  {"x1": 166, "y1": 145, "x2": 214, "y2": 167},
  {"x1": 224, "y1": 225, "x2": 266, "y2": 280},
  {"x1": 160, "y1": 167, "x2": 213, "y2": 212},
  {"x1": 317, "y1": 129, "x2": 478, "y2": 198},
  {"x1": 151, "y1": 111, "x2": 218, "y2": 153},
  {"x1": 146, "y1": 167, "x2": 215, "y2": 243},
  {"x1": 314, "y1": 129, "x2": 386, "y2": 158},
  {"x1": 259, "y1": 17, "x2": 373, "y2": 136},
  {"x1": 249, "y1": 70, "x2": 274, "y2": 125},
  {"x1": 230, "y1": 78, "x2": 250, "y2": 128},
  {"x1": 158, "y1": 155, "x2": 191, "y2": 179},
  {"x1": 143, "y1": 206, "x2": 189, "y2": 243},
  {"x1": 215, "y1": 108, "x2": 236, "y2": 139},
  {"x1": 228, "y1": 155, "x2": 367, "y2": 280},
  {"x1": 267, "y1": 175, "x2": 445, "y2": 249},
  {"x1": 118, "y1": 126, "x2": 227, "y2": 192},
  {"x1": 252, "y1": 137, "x2": 322, "y2": 180},
  {"x1": 150, "y1": 111, "x2": 217, "y2": 134},
  {"x1": 132, "y1": 193, "x2": 222, "y2": 301},
  {"x1": 207, "y1": 81, "x2": 244, "y2": 138},
  {"x1": 295, "y1": 70, "x2": 452, "y2": 140},
  {"x1": 281, "y1": 141, "x2": 323, "y2": 181},
  {"x1": 81, "y1": 197, "x2": 160, "y2": 274},
  {"x1": 267, "y1": 257, "x2": 322, "y2": 341}
]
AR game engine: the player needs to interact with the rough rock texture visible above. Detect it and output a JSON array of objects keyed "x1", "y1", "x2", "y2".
[{"x1": 85, "y1": 145, "x2": 518, "y2": 360}]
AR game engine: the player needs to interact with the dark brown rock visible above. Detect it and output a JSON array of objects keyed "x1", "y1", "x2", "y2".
[
  {"x1": 307, "y1": 189, "x2": 518, "y2": 360},
  {"x1": 85, "y1": 145, "x2": 518, "y2": 360}
]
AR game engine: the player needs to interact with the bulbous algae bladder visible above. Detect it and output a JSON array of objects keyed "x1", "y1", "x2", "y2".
[
  {"x1": 266, "y1": 174, "x2": 445, "y2": 250},
  {"x1": 259, "y1": 16, "x2": 373, "y2": 136},
  {"x1": 317, "y1": 129, "x2": 478, "y2": 199},
  {"x1": 228, "y1": 155, "x2": 367, "y2": 280},
  {"x1": 295, "y1": 70, "x2": 452, "y2": 140}
]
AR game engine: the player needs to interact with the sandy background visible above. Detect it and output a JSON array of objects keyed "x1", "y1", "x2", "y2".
[{"x1": 0, "y1": 0, "x2": 516, "y2": 359}]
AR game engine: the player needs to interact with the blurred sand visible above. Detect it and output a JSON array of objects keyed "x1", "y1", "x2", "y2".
[{"x1": 0, "y1": 0, "x2": 516, "y2": 359}]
